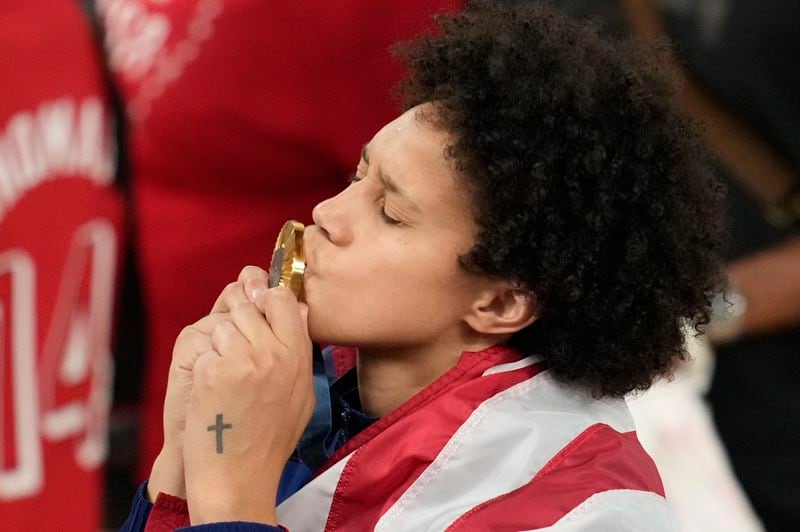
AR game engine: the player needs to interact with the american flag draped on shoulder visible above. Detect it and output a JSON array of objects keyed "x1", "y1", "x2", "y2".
[{"x1": 277, "y1": 345, "x2": 675, "y2": 531}]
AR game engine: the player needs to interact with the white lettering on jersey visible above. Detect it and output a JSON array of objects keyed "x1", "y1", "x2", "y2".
[
  {"x1": 99, "y1": 0, "x2": 171, "y2": 79},
  {"x1": 0, "y1": 98, "x2": 114, "y2": 220},
  {"x1": 0, "y1": 250, "x2": 43, "y2": 500},
  {"x1": 99, "y1": 0, "x2": 223, "y2": 121},
  {"x1": 40, "y1": 220, "x2": 118, "y2": 469},
  {"x1": 0, "y1": 219, "x2": 118, "y2": 500}
]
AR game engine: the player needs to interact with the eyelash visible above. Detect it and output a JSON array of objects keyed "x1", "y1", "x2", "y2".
[
  {"x1": 379, "y1": 208, "x2": 401, "y2": 225},
  {"x1": 348, "y1": 173, "x2": 402, "y2": 225}
]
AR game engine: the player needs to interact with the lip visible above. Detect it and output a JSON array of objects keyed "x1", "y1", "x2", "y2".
[{"x1": 302, "y1": 225, "x2": 320, "y2": 275}]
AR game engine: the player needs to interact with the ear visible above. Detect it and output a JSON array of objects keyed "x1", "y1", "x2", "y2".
[{"x1": 464, "y1": 283, "x2": 538, "y2": 335}]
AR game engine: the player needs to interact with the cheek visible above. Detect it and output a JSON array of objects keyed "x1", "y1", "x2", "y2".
[
  {"x1": 358, "y1": 243, "x2": 471, "y2": 321},
  {"x1": 305, "y1": 234, "x2": 474, "y2": 343}
]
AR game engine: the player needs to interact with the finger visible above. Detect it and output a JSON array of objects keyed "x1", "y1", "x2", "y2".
[
  {"x1": 211, "y1": 282, "x2": 248, "y2": 314},
  {"x1": 191, "y1": 349, "x2": 222, "y2": 390},
  {"x1": 298, "y1": 303, "x2": 311, "y2": 345},
  {"x1": 187, "y1": 312, "x2": 232, "y2": 335},
  {"x1": 237, "y1": 265, "x2": 269, "y2": 301},
  {"x1": 289, "y1": 303, "x2": 315, "y2": 406},
  {"x1": 210, "y1": 319, "x2": 252, "y2": 360},
  {"x1": 173, "y1": 313, "x2": 230, "y2": 372},
  {"x1": 254, "y1": 286, "x2": 307, "y2": 350},
  {"x1": 173, "y1": 330, "x2": 213, "y2": 371},
  {"x1": 296, "y1": 303, "x2": 313, "y2": 357},
  {"x1": 229, "y1": 299, "x2": 272, "y2": 346}
]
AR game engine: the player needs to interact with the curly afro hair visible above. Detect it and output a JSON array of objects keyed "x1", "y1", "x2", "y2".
[{"x1": 395, "y1": 1, "x2": 726, "y2": 397}]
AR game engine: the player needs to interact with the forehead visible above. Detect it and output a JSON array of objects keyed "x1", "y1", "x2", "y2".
[
  {"x1": 369, "y1": 106, "x2": 448, "y2": 168},
  {"x1": 367, "y1": 106, "x2": 473, "y2": 221}
]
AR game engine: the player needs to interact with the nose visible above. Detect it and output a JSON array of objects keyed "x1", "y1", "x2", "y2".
[{"x1": 311, "y1": 189, "x2": 353, "y2": 246}]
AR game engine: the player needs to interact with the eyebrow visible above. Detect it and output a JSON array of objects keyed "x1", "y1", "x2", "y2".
[{"x1": 361, "y1": 144, "x2": 422, "y2": 214}]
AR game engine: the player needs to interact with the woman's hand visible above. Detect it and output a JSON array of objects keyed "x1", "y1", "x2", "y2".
[
  {"x1": 182, "y1": 269, "x2": 315, "y2": 525},
  {"x1": 148, "y1": 267, "x2": 271, "y2": 501},
  {"x1": 148, "y1": 311, "x2": 225, "y2": 501}
]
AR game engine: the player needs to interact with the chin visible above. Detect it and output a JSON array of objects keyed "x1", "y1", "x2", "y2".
[
  {"x1": 308, "y1": 322, "x2": 370, "y2": 351},
  {"x1": 306, "y1": 298, "x2": 381, "y2": 347},
  {"x1": 307, "y1": 314, "x2": 344, "y2": 346}
]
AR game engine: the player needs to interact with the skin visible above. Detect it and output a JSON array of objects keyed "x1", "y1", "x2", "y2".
[
  {"x1": 726, "y1": 236, "x2": 800, "y2": 339},
  {"x1": 148, "y1": 104, "x2": 537, "y2": 525}
]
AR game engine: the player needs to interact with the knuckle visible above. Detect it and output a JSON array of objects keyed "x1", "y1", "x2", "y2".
[
  {"x1": 210, "y1": 312, "x2": 230, "y2": 327},
  {"x1": 258, "y1": 353, "x2": 277, "y2": 373},
  {"x1": 232, "y1": 299, "x2": 255, "y2": 314},
  {"x1": 239, "y1": 265, "x2": 266, "y2": 282},
  {"x1": 264, "y1": 285, "x2": 294, "y2": 308},
  {"x1": 195, "y1": 355, "x2": 219, "y2": 385},
  {"x1": 223, "y1": 281, "x2": 241, "y2": 296},
  {"x1": 233, "y1": 359, "x2": 257, "y2": 380},
  {"x1": 212, "y1": 320, "x2": 232, "y2": 340},
  {"x1": 176, "y1": 324, "x2": 200, "y2": 344},
  {"x1": 177, "y1": 325, "x2": 193, "y2": 339}
]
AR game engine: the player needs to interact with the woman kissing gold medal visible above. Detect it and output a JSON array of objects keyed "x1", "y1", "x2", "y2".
[{"x1": 268, "y1": 220, "x2": 306, "y2": 300}]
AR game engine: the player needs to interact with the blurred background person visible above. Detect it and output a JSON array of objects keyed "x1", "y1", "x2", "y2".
[
  {"x1": 544, "y1": 1, "x2": 799, "y2": 530},
  {"x1": 97, "y1": 0, "x2": 461, "y2": 523},
  {"x1": 655, "y1": 2, "x2": 800, "y2": 530},
  {"x1": 0, "y1": 1, "x2": 125, "y2": 531}
]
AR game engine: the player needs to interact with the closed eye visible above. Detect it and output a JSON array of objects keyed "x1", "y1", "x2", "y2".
[
  {"x1": 380, "y1": 207, "x2": 402, "y2": 225},
  {"x1": 349, "y1": 172, "x2": 403, "y2": 226}
]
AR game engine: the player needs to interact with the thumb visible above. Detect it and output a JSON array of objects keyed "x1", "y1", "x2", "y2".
[{"x1": 298, "y1": 303, "x2": 311, "y2": 344}]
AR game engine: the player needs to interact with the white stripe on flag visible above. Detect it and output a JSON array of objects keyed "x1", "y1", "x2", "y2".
[
  {"x1": 481, "y1": 354, "x2": 542, "y2": 376},
  {"x1": 375, "y1": 371, "x2": 636, "y2": 532},
  {"x1": 528, "y1": 489, "x2": 677, "y2": 531},
  {"x1": 276, "y1": 451, "x2": 355, "y2": 530}
]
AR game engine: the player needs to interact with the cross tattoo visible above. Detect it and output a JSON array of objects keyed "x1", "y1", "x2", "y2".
[{"x1": 207, "y1": 414, "x2": 233, "y2": 454}]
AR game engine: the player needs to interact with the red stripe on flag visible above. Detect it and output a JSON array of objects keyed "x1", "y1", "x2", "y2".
[
  {"x1": 322, "y1": 347, "x2": 544, "y2": 531},
  {"x1": 446, "y1": 426, "x2": 665, "y2": 531}
]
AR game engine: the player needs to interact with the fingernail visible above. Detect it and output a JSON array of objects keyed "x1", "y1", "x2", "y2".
[{"x1": 251, "y1": 287, "x2": 266, "y2": 300}]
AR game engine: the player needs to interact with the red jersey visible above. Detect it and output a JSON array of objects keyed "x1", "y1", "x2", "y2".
[{"x1": 0, "y1": 2, "x2": 124, "y2": 530}]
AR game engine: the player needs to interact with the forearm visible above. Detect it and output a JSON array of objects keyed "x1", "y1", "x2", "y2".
[
  {"x1": 121, "y1": 478, "x2": 284, "y2": 532},
  {"x1": 186, "y1": 460, "x2": 282, "y2": 526},
  {"x1": 188, "y1": 498, "x2": 279, "y2": 528},
  {"x1": 148, "y1": 445, "x2": 186, "y2": 500},
  {"x1": 728, "y1": 235, "x2": 800, "y2": 337}
]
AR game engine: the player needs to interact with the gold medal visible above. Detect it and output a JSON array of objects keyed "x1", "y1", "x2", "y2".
[{"x1": 268, "y1": 220, "x2": 306, "y2": 299}]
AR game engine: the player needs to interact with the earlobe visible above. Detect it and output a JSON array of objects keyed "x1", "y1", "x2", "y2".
[{"x1": 465, "y1": 287, "x2": 538, "y2": 335}]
